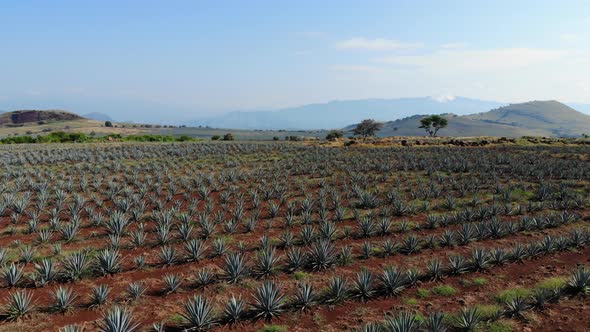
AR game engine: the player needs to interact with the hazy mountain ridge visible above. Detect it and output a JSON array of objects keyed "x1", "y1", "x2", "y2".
[
  {"x1": 197, "y1": 97, "x2": 505, "y2": 130},
  {"x1": 2, "y1": 95, "x2": 590, "y2": 127},
  {"x1": 2, "y1": 99, "x2": 589, "y2": 138}
]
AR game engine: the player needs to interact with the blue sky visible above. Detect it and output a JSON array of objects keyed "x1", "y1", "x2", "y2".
[{"x1": 1, "y1": 0, "x2": 589, "y2": 120}]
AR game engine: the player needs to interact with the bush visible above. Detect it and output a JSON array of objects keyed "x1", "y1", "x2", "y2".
[
  {"x1": 223, "y1": 133, "x2": 235, "y2": 141},
  {"x1": 495, "y1": 287, "x2": 532, "y2": 303},
  {"x1": 38, "y1": 131, "x2": 89, "y2": 143},
  {"x1": 0, "y1": 135, "x2": 36, "y2": 144},
  {"x1": 211, "y1": 135, "x2": 221, "y2": 141},
  {"x1": 122, "y1": 134, "x2": 176, "y2": 142},
  {"x1": 535, "y1": 277, "x2": 566, "y2": 291},
  {"x1": 416, "y1": 288, "x2": 430, "y2": 298},
  {"x1": 104, "y1": 121, "x2": 113, "y2": 127},
  {"x1": 433, "y1": 285, "x2": 458, "y2": 296},
  {"x1": 105, "y1": 134, "x2": 123, "y2": 140},
  {"x1": 475, "y1": 304, "x2": 502, "y2": 320},
  {"x1": 326, "y1": 131, "x2": 343, "y2": 141},
  {"x1": 472, "y1": 277, "x2": 488, "y2": 286},
  {"x1": 0, "y1": 131, "x2": 91, "y2": 144}
]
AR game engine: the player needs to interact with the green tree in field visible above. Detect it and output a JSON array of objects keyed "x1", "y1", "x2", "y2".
[
  {"x1": 104, "y1": 121, "x2": 113, "y2": 127},
  {"x1": 353, "y1": 119, "x2": 383, "y2": 138},
  {"x1": 419, "y1": 115, "x2": 448, "y2": 137}
]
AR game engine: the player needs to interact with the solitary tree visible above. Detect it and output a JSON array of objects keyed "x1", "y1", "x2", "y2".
[
  {"x1": 104, "y1": 121, "x2": 113, "y2": 127},
  {"x1": 419, "y1": 115, "x2": 448, "y2": 137},
  {"x1": 354, "y1": 119, "x2": 383, "y2": 138}
]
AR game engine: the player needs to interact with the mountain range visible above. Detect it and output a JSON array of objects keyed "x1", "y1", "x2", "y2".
[
  {"x1": 197, "y1": 97, "x2": 505, "y2": 130},
  {"x1": 2, "y1": 98, "x2": 589, "y2": 138}
]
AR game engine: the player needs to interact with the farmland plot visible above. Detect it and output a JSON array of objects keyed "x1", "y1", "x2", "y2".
[{"x1": 0, "y1": 142, "x2": 589, "y2": 331}]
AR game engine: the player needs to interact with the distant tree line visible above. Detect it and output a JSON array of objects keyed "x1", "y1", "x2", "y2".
[{"x1": 104, "y1": 120, "x2": 182, "y2": 129}]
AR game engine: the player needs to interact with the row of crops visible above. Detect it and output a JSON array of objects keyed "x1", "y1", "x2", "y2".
[{"x1": 0, "y1": 142, "x2": 588, "y2": 331}]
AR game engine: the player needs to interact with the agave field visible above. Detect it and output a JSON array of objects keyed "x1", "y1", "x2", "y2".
[{"x1": 0, "y1": 142, "x2": 589, "y2": 331}]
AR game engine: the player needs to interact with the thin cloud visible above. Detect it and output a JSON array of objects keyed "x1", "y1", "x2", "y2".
[{"x1": 336, "y1": 37, "x2": 423, "y2": 51}]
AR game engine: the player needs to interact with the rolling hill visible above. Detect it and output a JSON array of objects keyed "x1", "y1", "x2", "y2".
[
  {"x1": 351, "y1": 101, "x2": 590, "y2": 138},
  {"x1": 0, "y1": 110, "x2": 145, "y2": 138},
  {"x1": 0, "y1": 110, "x2": 83, "y2": 126},
  {"x1": 465, "y1": 101, "x2": 590, "y2": 137}
]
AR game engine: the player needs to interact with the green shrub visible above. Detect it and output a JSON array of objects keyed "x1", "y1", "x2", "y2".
[
  {"x1": 404, "y1": 297, "x2": 418, "y2": 305},
  {"x1": 483, "y1": 320, "x2": 515, "y2": 332},
  {"x1": 292, "y1": 271, "x2": 311, "y2": 280},
  {"x1": 476, "y1": 304, "x2": 502, "y2": 320},
  {"x1": 178, "y1": 135, "x2": 193, "y2": 141},
  {"x1": 433, "y1": 285, "x2": 458, "y2": 296},
  {"x1": 473, "y1": 277, "x2": 488, "y2": 286},
  {"x1": 535, "y1": 277, "x2": 566, "y2": 291},
  {"x1": 416, "y1": 288, "x2": 430, "y2": 298},
  {"x1": 495, "y1": 287, "x2": 532, "y2": 303}
]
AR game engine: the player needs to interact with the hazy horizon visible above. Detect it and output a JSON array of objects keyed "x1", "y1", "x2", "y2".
[{"x1": 2, "y1": 0, "x2": 590, "y2": 122}]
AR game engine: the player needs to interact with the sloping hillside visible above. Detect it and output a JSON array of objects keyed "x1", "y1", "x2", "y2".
[
  {"x1": 368, "y1": 114, "x2": 548, "y2": 137},
  {"x1": 465, "y1": 100, "x2": 590, "y2": 137},
  {"x1": 350, "y1": 101, "x2": 590, "y2": 138},
  {"x1": 0, "y1": 110, "x2": 147, "y2": 138},
  {"x1": 0, "y1": 110, "x2": 83, "y2": 125}
]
